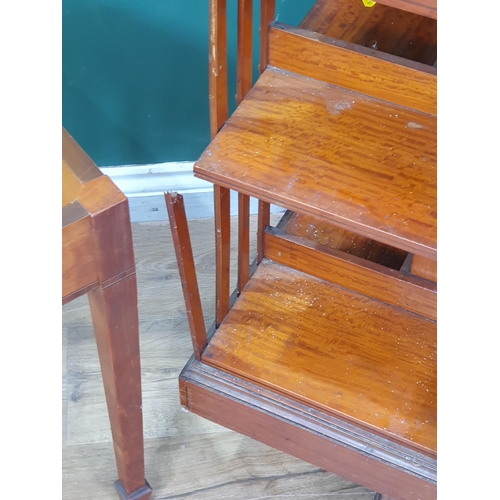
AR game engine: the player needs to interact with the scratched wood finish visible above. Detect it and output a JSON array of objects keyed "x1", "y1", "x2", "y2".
[
  {"x1": 257, "y1": 199, "x2": 270, "y2": 264},
  {"x1": 259, "y1": 0, "x2": 276, "y2": 73},
  {"x1": 202, "y1": 260, "x2": 437, "y2": 455},
  {"x1": 268, "y1": 24, "x2": 436, "y2": 115},
  {"x1": 281, "y1": 212, "x2": 408, "y2": 270},
  {"x1": 78, "y1": 176, "x2": 136, "y2": 283},
  {"x1": 264, "y1": 228, "x2": 436, "y2": 320},
  {"x1": 209, "y1": 0, "x2": 228, "y2": 138},
  {"x1": 237, "y1": 192, "x2": 250, "y2": 292},
  {"x1": 234, "y1": 2, "x2": 253, "y2": 295},
  {"x1": 165, "y1": 192, "x2": 207, "y2": 360},
  {"x1": 371, "y1": 0, "x2": 436, "y2": 19},
  {"x1": 300, "y1": 0, "x2": 436, "y2": 65},
  {"x1": 411, "y1": 254, "x2": 437, "y2": 282},
  {"x1": 195, "y1": 68, "x2": 437, "y2": 259}
]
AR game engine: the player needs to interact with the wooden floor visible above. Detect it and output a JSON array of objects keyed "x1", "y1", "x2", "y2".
[{"x1": 62, "y1": 214, "x2": 377, "y2": 499}]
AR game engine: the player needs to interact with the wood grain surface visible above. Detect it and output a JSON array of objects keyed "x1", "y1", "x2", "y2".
[
  {"x1": 195, "y1": 68, "x2": 437, "y2": 259},
  {"x1": 209, "y1": 0, "x2": 229, "y2": 138},
  {"x1": 264, "y1": 227, "x2": 437, "y2": 320},
  {"x1": 268, "y1": 24, "x2": 436, "y2": 115},
  {"x1": 202, "y1": 260, "x2": 437, "y2": 455},
  {"x1": 281, "y1": 212, "x2": 408, "y2": 270},
  {"x1": 259, "y1": 0, "x2": 276, "y2": 73}
]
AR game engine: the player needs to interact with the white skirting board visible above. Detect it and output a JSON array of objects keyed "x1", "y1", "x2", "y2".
[{"x1": 100, "y1": 162, "x2": 285, "y2": 223}]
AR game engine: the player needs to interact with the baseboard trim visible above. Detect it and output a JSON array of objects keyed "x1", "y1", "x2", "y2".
[{"x1": 100, "y1": 163, "x2": 284, "y2": 222}]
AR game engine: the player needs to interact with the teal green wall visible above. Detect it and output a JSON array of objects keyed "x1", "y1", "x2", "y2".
[{"x1": 62, "y1": 0, "x2": 316, "y2": 166}]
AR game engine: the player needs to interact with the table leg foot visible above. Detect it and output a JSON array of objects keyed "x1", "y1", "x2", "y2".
[{"x1": 114, "y1": 479, "x2": 152, "y2": 500}]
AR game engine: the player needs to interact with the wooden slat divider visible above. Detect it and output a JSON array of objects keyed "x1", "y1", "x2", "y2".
[
  {"x1": 209, "y1": 0, "x2": 229, "y2": 138},
  {"x1": 259, "y1": 0, "x2": 275, "y2": 74},
  {"x1": 237, "y1": 192, "x2": 250, "y2": 293},
  {"x1": 268, "y1": 23, "x2": 436, "y2": 116},
  {"x1": 236, "y1": 0, "x2": 254, "y2": 287},
  {"x1": 264, "y1": 227, "x2": 436, "y2": 321},
  {"x1": 257, "y1": 199, "x2": 270, "y2": 264},
  {"x1": 214, "y1": 185, "x2": 231, "y2": 326},
  {"x1": 165, "y1": 192, "x2": 207, "y2": 360},
  {"x1": 237, "y1": 0, "x2": 253, "y2": 104}
]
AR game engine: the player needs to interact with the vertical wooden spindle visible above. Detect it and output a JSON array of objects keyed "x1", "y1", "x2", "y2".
[
  {"x1": 257, "y1": 199, "x2": 270, "y2": 264},
  {"x1": 259, "y1": 0, "x2": 276, "y2": 74},
  {"x1": 165, "y1": 192, "x2": 207, "y2": 360},
  {"x1": 214, "y1": 185, "x2": 231, "y2": 325}
]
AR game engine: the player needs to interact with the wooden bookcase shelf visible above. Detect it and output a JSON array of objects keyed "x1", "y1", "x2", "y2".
[
  {"x1": 202, "y1": 259, "x2": 436, "y2": 455},
  {"x1": 166, "y1": 3, "x2": 437, "y2": 499}
]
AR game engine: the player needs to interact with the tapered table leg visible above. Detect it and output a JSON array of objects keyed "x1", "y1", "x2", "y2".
[{"x1": 88, "y1": 273, "x2": 152, "y2": 500}]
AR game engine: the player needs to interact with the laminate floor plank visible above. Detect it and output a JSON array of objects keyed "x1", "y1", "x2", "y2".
[{"x1": 63, "y1": 433, "x2": 374, "y2": 500}]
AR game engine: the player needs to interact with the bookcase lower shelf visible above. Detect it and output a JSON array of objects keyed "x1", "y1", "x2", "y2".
[{"x1": 178, "y1": 259, "x2": 436, "y2": 500}]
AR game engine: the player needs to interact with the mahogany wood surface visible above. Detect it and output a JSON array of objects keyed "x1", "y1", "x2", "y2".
[
  {"x1": 235, "y1": 1, "x2": 253, "y2": 294},
  {"x1": 237, "y1": 0, "x2": 253, "y2": 104},
  {"x1": 202, "y1": 260, "x2": 436, "y2": 455},
  {"x1": 165, "y1": 192, "x2": 207, "y2": 360},
  {"x1": 411, "y1": 254, "x2": 437, "y2": 282},
  {"x1": 264, "y1": 227, "x2": 436, "y2": 320},
  {"x1": 181, "y1": 360, "x2": 437, "y2": 500},
  {"x1": 300, "y1": 0, "x2": 436, "y2": 65},
  {"x1": 281, "y1": 212, "x2": 408, "y2": 270},
  {"x1": 62, "y1": 128, "x2": 151, "y2": 499},
  {"x1": 209, "y1": 0, "x2": 228, "y2": 138},
  {"x1": 237, "y1": 192, "x2": 250, "y2": 292},
  {"x1": 257, "y1": 199, "x2": 270, "y2": 264},
  {"x1": 268, "y1": 24, "x2": 436, "y2": 115},
  {"x1": 77, "y1": 175, "x2": 136, "y2": 284},
  {"x1": 195, "y1": 68, "x2": 437, "y2": 259}
]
